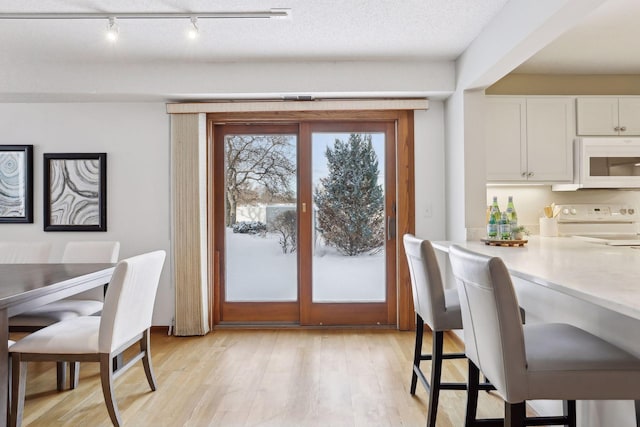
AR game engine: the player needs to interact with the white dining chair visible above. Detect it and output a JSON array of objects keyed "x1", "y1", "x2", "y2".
[
  {"x1": 9, "y1": 241, "x2": 120, "y2": 390},
  {"x1": 9, "y1": 250, "x2": 166, "y2": 427},
  {"x1": 0, "y1": 242, "x2": 51, "y2": 263}
]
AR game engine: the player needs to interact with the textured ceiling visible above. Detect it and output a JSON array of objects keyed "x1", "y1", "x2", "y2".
[
  {"x1": 515, "y1": 0, "x2": 640, "y2": 74},
  {"x1": 0, "y1": 0, "x2": 511, "y2": 65}
]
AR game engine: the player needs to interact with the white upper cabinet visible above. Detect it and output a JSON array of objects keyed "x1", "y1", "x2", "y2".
[
  {"x1": 486, "y1": 97, "x2": 525, "y2": 181},
  {"x1": 486, "y1": 97, "x2": 574, "y2": 182},
  {"x1": 577, "y1": 97, "x2": 640, "y2": 136}
]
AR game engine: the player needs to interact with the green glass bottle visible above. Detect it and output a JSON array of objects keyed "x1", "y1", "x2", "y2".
[
  {"x1": 499, "y1": 211, "x2": 511, "y2": 240},
  {"x1": 486, "y1": 196, "x2": 500, "y2": 239},
  {"x1": 506, "y1": 196, "x2": 518, "y2": 238}
]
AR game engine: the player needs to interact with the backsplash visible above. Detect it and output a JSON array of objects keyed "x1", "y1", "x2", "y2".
[{"x1": 485, "y1": 186, "x2": 640, "y2": 234}]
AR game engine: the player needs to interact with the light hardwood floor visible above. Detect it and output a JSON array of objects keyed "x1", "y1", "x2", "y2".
[{"x1": 13, "y1": 329, "x2": 511, "y2": 426}]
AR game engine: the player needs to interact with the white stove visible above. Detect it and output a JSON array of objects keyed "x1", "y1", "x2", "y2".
[{"x1": 556, "y1": 204, "x2": 640, "y2": 246}]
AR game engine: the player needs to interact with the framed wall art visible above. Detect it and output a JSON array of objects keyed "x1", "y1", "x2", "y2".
[
  {"x1": 44, "y1": 153, "x2": 107, "y2": 231},
  {"x1": 0, "y1": 145, "x2": 33, "y2": 223}
]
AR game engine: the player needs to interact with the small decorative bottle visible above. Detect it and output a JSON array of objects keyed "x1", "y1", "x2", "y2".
[
  {"x1": 499, "y1": 212, "x2": 511, "y2": 240},
  {"x1": 506, "y1": 196, "x2": 518, "y2": 238},
  {"x1": 486, "y1": 196, "x2": 500, "y2": 239}
]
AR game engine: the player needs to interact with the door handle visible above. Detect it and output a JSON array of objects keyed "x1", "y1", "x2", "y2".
[{"x1": 387, "y1": 216, "x2": 396, "y2": 240}]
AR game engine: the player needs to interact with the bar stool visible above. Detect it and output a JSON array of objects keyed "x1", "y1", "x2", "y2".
[
  {"x1": 403, "y1": 235, "x2": 496, "y2": 427},
  {"x1": 449, "y1": 244, "x2": 640, "y2": 427}
]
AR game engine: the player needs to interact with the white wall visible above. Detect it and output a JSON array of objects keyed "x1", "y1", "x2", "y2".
[
  {"x1": 448, "y1": 0, "x2": 608, "y2": 241},
  {"x1": 0, "y1": 102, "x2": 173, "y2": 325},
  {"x1": 0, "y1": 60, "x2": 455, "y2": 102},
  {"x1": 0, "y1": 100, "x2": 444, "y2": 327},
  {"x1": 414, "y1": 102, "x2": 447, "y2": 240}
]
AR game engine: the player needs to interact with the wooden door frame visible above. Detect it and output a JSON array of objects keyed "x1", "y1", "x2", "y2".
[{"x1": 207, "y1": 110, "x2": 415, "y2": 330}]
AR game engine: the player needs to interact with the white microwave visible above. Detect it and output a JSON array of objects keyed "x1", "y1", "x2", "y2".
[{"x1": 553, "y1": 137, "x2": 640, "y2": 191}]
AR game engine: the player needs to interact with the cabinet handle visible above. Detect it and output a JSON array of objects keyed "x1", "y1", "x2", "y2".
[
  {"x1": 527, "y1": 172, "x2": 534, "y2": 177},
  {"x1": 615, "y1": 126, "x2": 620, "y2": 132},
  {"x1": 621, "y1": 126, "x2": 627, "y2": 132},
  {"x1": 521, "y1": 172, "x2": 527, "y2": 177}
]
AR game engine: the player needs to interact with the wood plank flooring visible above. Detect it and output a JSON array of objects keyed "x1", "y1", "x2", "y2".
[{"x1": 13, "y1": 329, "x2": 511, "y2": 426}]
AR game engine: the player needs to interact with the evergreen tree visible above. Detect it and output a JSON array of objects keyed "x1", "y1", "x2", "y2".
[{"x1": 314, "y1": 134, "x2": 384, "y2": 256}]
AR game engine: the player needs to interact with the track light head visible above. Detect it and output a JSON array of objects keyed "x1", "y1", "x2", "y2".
[
  {"x1": 187, "y1": 16, "x2": 199, "y2": 40},
  {"x1": 106, "y1": 17, "x2": 118, "y2": 42}
]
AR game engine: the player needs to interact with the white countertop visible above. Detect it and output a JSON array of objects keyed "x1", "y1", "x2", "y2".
[{"x1": 432, "y1": 236, "x2": 640, "y2": 321}]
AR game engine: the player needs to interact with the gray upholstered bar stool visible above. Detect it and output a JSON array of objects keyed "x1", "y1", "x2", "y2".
[
  {"x1": 403, "y1": 235, "x2": 497, "y2": 427},
  {"x1": 449, "y1": 244, "x2": 640, "y2": 427}
]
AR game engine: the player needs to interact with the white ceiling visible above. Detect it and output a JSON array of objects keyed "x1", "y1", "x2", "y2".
[
  {"x1": 0, "y1": 0, "x2": 637, "y2": 103},
  {"x1": 0, "y1": 0, "x2": 510, "y2": 65},
  {"x1": 514, "y1": 0, "x2": 640, "y2": 74}
]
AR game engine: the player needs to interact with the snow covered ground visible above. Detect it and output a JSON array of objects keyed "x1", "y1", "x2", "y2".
[{"x1": 225, "y1": 228, "x2": 385, "y2": 302}]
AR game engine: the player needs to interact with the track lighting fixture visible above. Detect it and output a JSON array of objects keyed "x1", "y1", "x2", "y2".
[
  {"x1": 0, "y1": 9, "x2": 290, "y2": 21},
  {"x1": 106, "y1": 17, "x2": 118, "y2": 42},
  {"x1": 0, "y1": 10, "x2": 291, "y2": 43},
  {"x1": 187, "y1": 16, "x2": 199, "y2": 40}
]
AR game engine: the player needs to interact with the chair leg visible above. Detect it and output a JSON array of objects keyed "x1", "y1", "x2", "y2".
[
  {"x1": 410, "y1": 314, "x2": 424, "y2": 395},
  {"x1": 100, "y1": 353, "x2": 122, "y2": 427},
  {"x1": 56, "y1": 361, "x2": 67, "y2": 391},
  {"x1": 10, "y1": 355, "x2": 26, "y2": 427},
  {"x1": 504, "y1": 401, "x2": 526, "y2": 427},
  {"x1": 465, "y1": 360, "x2": 480, "y2": 427},
  {"x1": 7, "y1": 355, "x2": 11, "y2": 423},
  {"x1": 563, "y1": 400, "x2": 576, "y2": 427},
  {"x1": 70, "y1": 362, "x2": 80, "y2": 389},
  {"x1": 140, "y1": 329, "x2": 157, "y2": 391},
  {"x1": 426, "y1": 331, "x2": 444, "y2": 427}
]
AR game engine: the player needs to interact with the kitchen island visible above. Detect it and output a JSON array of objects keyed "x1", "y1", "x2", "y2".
[{"x1": 433, "y1": 236, "x2": 640, "y2": 427}]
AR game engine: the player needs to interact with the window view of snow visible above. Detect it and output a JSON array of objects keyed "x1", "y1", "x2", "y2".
[
  {"x1": 224, "y1": 132, "x2": 386, "y2": 303},
  {"x1": 225, "y1": 228, "x2": 385, "y2": 302},
  {"x1": 312, "y1": 132, "x2": 386, "y2": 302}
]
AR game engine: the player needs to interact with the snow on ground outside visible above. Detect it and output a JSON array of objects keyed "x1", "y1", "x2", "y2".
[{"x1": 226, "y1": 228, "x2": 385, "y2": 302}]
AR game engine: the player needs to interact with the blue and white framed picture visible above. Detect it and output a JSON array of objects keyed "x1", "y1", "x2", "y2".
[
  {"x1": 0, "y1": 145, "x2": 33, "y2": 224},
  {"x1": 44, "y1": 152, "x2": 107, "y2": 231}
]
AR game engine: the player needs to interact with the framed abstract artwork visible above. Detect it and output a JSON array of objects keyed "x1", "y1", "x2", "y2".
[
  {"x1": 0, "y1": 145, "x2": 33, "y2": 223},
  {"x1": 44, "y1": 153, "x2": 107, "y2": 231}
]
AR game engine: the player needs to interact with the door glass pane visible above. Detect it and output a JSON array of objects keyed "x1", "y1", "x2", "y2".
[
  {"x1": 311, "y1": 132, "x2": 386, "y2": 302},
  {"x1": 224, "y1": 134, "x2": 298, "y2": 302}
]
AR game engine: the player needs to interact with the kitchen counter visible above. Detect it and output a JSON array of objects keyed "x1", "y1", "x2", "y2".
[
  {"x1": 432, "y1": 236, "x2": 640, "y2": 427},
  {"x1": 432, "y1": 236, "x2": 640, "y2": 321}
]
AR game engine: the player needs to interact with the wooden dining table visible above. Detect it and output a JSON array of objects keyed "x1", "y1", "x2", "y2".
[{"x1": 0, "y1": 263, "x2": 115, "y2": 427}]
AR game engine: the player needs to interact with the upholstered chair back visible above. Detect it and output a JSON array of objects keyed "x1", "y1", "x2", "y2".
[
  {"x1": 0, "y1": 242, "x2": 52, "y2": 263},
  {"x1": 63, "y1": 241, "x2": 120, "y2": 301},
  {"x1": 403, "y1": 235, "x2": 448, "y2": 329},
  {"x1": 98, "y1": 250, "x2": 165, "y2": 354},
  {"x1": 62, "y1": 241, "x2": 120, "y2": 263},
  {"x1": 448, "y1": 244, "x2": 527, "y2": 402}
]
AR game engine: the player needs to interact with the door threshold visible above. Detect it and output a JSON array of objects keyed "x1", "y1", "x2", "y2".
[{"x1": 213, "y1": 322, "x2": 397, "y2": 330}]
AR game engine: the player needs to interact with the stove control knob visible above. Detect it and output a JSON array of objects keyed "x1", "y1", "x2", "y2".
[
  {"x1": 562, "y1": 208, "x2": 570, "y2": 215},
  {"x1": 620, "y1": 208, "x2": 628, "y2": 215},
  {"x1": 629, "y1": 208, "x2": 636, "y2": 215},
  {"x1": 570, "y1": 208, "x2": 577, "y2": 215}
]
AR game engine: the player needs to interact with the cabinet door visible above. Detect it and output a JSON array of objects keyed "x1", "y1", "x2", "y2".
[
  {"x1": 526, "y1": 98, "x2": 574, "y2": 182},
  {"x1": 618, "y1": 98, "x2": 640, "y2": 136},
  {"x1": 576, "y1": 97, "x2": 619, "y2": 135},
  {"x1": 485, "y1": 98, "x2": 526, "y2": 181}
]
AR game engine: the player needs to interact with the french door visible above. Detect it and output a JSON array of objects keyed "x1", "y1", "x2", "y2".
[{"x1": 213, "y1": 121, "x2": 397, "y2": 326}]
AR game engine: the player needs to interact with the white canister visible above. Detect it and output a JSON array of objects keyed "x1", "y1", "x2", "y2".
[{"x1": 539, "y1": 217, "x2": 558, "y2": 237}]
